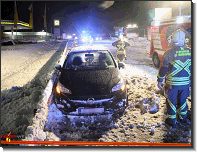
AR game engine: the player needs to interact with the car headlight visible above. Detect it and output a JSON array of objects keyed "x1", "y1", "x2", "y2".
[
  {"x1": 56, "y1": 81, "x2": 71, "y2": 94},
  {"x1": 112, "y1": 77, "x2": 125, "y2": 92}
]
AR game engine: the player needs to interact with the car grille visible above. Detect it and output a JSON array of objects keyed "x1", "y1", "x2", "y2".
[{"x1": 67, "y1": 94, "x2": 114, "y2": 101}]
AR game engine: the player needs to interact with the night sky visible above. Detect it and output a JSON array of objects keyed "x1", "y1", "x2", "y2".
[{"x1": 1, "y1": 1, "x2": 191, "y2": 34}]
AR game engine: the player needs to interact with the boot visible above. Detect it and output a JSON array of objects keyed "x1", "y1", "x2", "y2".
[{"x1": 165, "y1": 118, "x2": 177, "y2": 128}]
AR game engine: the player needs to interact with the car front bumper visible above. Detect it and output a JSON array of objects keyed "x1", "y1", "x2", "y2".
[{"x1": 54, "y1": 91, "x2": 127, "y2": 116}]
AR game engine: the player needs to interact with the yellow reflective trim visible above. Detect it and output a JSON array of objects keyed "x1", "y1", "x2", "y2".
[
  {"x1": 167, "y1": 99, "x2": 177, "y2": 113},
  {"x1": 168, "y1": 114, "x2": 176, "y2": 119},
  {"x1": 180, "y1": 111, "x2": 187, "y2": 115},
  {"x1": 179, "y1": 101, "x2": 187, "y2": 111}
]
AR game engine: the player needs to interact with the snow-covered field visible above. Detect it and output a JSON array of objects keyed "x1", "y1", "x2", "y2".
[
  {"x1": 1, "y1": 41, "x2": 62, "y2": 91},
  {"x1": 1, "y1": 41, "x2": 67, "y2": 146}
]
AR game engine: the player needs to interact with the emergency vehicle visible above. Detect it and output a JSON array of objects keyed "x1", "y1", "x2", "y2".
[
  {"x1": 114, "y1": 25, "x2": 139, "y2": 39},
  {"x1": 114, "y1": 26, "x2": 126, "y2": 37},
  {"x1": 125, "y1": 24, "x2": 139, "y2": 39},
  {"x1": 146, "y1": 15, "x2": 191, "y2": 67}
]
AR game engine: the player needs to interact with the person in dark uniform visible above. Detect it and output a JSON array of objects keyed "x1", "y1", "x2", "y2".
[{"x1": 157, "y1": 29, "x2": 191, "y2": 128}]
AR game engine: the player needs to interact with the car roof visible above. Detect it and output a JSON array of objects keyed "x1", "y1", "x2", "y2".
[{"x1": 71, "y1": 45, "x2": 108, "y2": 52}]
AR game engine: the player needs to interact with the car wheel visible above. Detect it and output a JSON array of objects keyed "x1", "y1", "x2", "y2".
[{"x1": 153, "y1": 53, "x2": 160, "y2": 68}]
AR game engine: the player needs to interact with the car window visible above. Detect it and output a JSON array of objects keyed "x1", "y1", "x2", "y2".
[{"x1": 64, "y1": 50, "x2": 115, "y2": 70}]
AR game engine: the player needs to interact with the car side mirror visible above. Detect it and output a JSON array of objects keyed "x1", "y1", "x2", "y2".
[
  {"x1": 55, "y1": 64, "x2": 61, "y2": 71},
  {"x1": 118, "y1": 62, "x2": 125, "y2": 69}
]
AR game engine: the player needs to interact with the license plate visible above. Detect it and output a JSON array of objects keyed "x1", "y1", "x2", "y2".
[{"x1": 78, "y1": 108, "x2": 104, "y2": 114}]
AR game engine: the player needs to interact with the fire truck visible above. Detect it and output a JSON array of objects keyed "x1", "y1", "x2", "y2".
[
  {"x1": 125, "y1": 24, "x2": 139, "y2": 39},
  {"x1": 146, "y1": 15, "x2": 191, "y2": 67},
  {"x1": 114, "y1": 26, "x2": 126, "y2": 37},
  {"x1": 114, "y1": 25, "x2": 139, "y2": 39}
]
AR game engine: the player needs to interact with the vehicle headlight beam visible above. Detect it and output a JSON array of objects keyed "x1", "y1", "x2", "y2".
[
  {"x1": 112, "y1": 77, "x2": 125, "y2": 92},
  {"x1": 56, "y1": 81, "x2": 71, "y2": 94}
]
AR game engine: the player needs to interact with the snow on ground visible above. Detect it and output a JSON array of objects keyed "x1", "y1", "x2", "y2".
[
  {"x1": 43, "y1": 39, "x2": 191, "y2": 144},
  {"x1": 120, "y1": 64, "x2": 153, "y2": 81},
  {"x1": 1, "y1": 42, "x2": 61, "y2": 91},
  {"x1": 1, "y1": 39, "x2": 192, "y2": 146},
  {"x1": 1, "y1": 41, "x2": 67, "y2": 145},
  {"x1": 107, "y1": 38, "x2": 158, "y2": 82}
]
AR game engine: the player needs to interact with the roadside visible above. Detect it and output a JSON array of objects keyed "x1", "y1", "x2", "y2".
[{"x1": 1, "y1": 41, "x2": 67, "y2": 144}]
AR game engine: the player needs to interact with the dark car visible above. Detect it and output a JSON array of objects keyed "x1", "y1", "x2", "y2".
[{"x1": 53, "y1": 45, "x2": 128, "y2": 116}]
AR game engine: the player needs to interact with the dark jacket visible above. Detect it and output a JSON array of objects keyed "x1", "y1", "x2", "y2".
[{"x1": 157, "y1": 45, "x2": 191, "y2": 89}]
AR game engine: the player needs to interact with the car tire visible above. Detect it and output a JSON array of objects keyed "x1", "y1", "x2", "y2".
[{"x1": 153, "y1": 53, "x2": 160, "y2": 68}]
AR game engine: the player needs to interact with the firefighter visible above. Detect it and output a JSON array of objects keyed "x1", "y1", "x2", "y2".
[
  {"x1": 112, "y1": 34, "x2": 130, "y2": 61},
  {"x1": 157, "y1": 29, "x2": 191, "y2": 128}
]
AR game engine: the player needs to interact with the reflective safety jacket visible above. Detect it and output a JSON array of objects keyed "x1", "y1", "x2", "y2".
[
  {"x1": 112, "y1": 40, "x2": 130, "y2": 54},
  {"x1": 157, "y1": 45, "x2": 191, "y2": 89}
]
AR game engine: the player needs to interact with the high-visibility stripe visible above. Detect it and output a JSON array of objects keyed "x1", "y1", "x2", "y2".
[
  {"x1": 166, "y1": 59, "x2": 191, "y2": 85},
  {"x1": 166, "y1": 79, "x2": 190, "y2": 83},
  {"x1": 157, "y1": 74, "x2": 165, "y2": 79},
  {"x1": 179, "y1": 101, "x2": 187, "y2": 111},
  {"x1": 179, "y1": 115, "x2": 183, "y2": 119},
  {"x1": 168, "y1": 77, "x2": 190, "y2": 81},
  {"x1": 177, "y1": 101, "x2": 187, "y2": 118},
  {"x1": 178, "y1": 111, "x2": 187, "y2": 120},
  {"x1": 166, "y1": 80, "x2": 190, "y2": 85},
  {"x1": 167, "y1": 63, "x2": 182, "y2": 78},
  {"x1": 168, "y1": 114, "x2": 176, "y2": 119},
  {"x1": 164, "y1": 93, "x2": 168, "y2": 98},
  {"x1": 164, "y1": 90, "x2": 168, "y2": 98},
  {"x1": 176, "y1": 59, "x2": 191, "y2": 67},
  {"x1": 167, "y1": 99, "x2": 177, "y2": 113},
  {"x1": 180, "y1": 111, "x2": 187, "y2": 115}
]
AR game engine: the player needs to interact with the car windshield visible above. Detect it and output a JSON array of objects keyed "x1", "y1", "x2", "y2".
[{"x1": 64, "y1": 50, "x2": 115, "y2": 70}]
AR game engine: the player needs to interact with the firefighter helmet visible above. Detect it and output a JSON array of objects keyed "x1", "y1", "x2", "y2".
[{"x1": 171, "y1": 29, "x2": 185, "y2": 46}]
